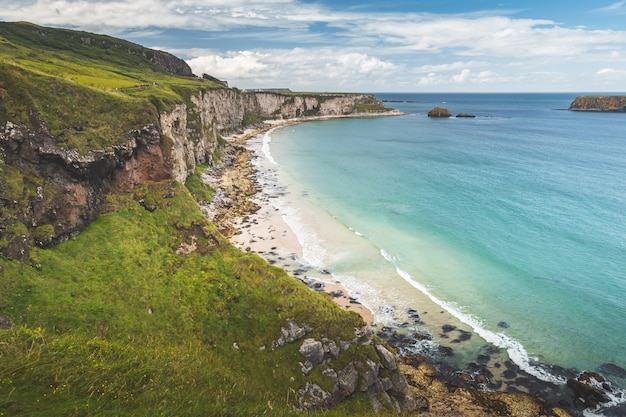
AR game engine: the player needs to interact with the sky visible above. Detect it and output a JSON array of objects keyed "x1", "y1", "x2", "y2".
[{"x1": 2, "y1": 0, "x2": 626, "y2": 92}]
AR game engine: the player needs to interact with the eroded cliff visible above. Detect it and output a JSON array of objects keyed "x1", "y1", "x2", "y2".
[{"x1": 0, "y1": 89, "x2": 393, "y2": 260}]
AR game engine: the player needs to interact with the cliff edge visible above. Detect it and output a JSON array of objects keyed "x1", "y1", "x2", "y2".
[{"x1": 568, "y1": 95, "x2": 626, "y2": 112}]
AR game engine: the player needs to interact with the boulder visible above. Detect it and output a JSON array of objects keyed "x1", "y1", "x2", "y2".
[
  {"x1": 427, "y1": 107, "x2": 451, "y2": 117},
  {"x1": 337, "y1": 363, "x2": 360, "y2": 396},
  {"x1": 456, "y1": 112, "x2": 476, "y2": 118},
  {"x1": 300, "y1": 338, "x2": 325, "y2": 365},
  {"x1": 375, "y1": 344, "x2": 398, "y2": 370}
]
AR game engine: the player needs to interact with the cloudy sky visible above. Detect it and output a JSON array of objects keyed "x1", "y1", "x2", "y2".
[{"x1": 3, "y1": 0, "x2": 626, "y2": 92}]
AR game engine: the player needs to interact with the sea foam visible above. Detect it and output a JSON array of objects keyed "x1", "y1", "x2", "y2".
[{"x1": 379, "y1": 248, "x2": 568, "y2": 386}]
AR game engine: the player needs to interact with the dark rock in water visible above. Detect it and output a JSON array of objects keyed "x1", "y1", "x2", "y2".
[
  {"x1": 503, "y1": 370, "x2": 517, "y2": 379},
  {"x1": 477, "y1": 354, "x2": 490, "y2": 364},
  {"x1": 407, "y1": 308, "x2": 420, "y2": 321},
  {"x1": 599, "y1": 363, "x2": 626, "y2": 379},
  {"x1": 567, "y1": 373, "x2": 611, "y2": 408},
  {"x1": 475, "y1": 374, "x2": 489, "y2": 385},
  {"x1": 438, "y1": 346, "x2": 454, "y2": 357},
  {"x1": 456, "y1": 330, "x2": 472, "y2": 341},
  {"x1": 427, "y1": 107, "x2": 451, "y2": 117},
  {"x1": 441, "y1": 324, "x2": 456, "y2": 333},
  {"x1": 456, "y1": 372, "x2": 473, "y2": 382},
  {"x1": 0, "y1": 316, "x2": 11, "y2": 329},
  {"x1": 497, "y1": 321, "x2": 509, "y2": 329},
  {"x1": 579, "y1": 371, "x2": 606, "y2": 384},
  {"x1": 456, "y1": 112, "x2": 476, "y2": 118}
]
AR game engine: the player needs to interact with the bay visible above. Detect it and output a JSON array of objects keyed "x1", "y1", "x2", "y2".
[{"x1": 251, "y1": 93, "x2": 626, "y2": 413}]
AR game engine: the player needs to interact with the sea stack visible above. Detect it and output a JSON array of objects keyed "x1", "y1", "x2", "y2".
[{"x1": 428, "y1": 107, "x2": 451, "y2": 117}]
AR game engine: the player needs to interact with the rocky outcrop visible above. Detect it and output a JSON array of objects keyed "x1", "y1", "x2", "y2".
[
  {"x1": 272, "y1": 319, "x2": 426, "y2": 413},
  {"x1": 0, "y1": 89, "x2": 393, "y2": 259},
  {"x1": 428, "y1": 107, "x2": 451, "y2": 117},
  {"x1": 568, "y1": 96, "x2": 626, "y2": 112},
  {"x1": 0, "y1": 114, "x2": 170, "y2": 259},
  {"x1": 152, "y1": 50, "x2": 194, "y2": 76}
]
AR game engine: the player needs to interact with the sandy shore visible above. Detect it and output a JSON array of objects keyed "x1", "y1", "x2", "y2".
[{"x1": 204, "y1": 117, "x2": 383, "y2": 326}]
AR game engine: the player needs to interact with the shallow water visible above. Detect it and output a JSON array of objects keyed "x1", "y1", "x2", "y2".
[{"x1": 247, "y1": 93, "x2": 626, "y2": 414}]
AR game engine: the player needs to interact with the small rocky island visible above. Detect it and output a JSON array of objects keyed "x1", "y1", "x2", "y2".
[
  {"x1": 428, "y1": 107, "x2": 451, "y2": 117},
  {"x1": 568, "y1": 95, "x2": 626, "y2": 112},
  {"x1": 427, "y1": 107, "x2": 476, "y2": 118}
]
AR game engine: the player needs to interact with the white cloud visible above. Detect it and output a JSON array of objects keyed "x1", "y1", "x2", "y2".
[
  {"x1": 1, "y1": 0, "x2": 318, "y2": 32},
  {"x1": 597, "y1": 67, "x2": 626, "y2": 82},
  {"x1": 187, "y1": 51, "x2": 268, "y2": 79},
  {"x1": 593, "y1": 1, "x2": 626, "y2": 13},
  {"x1": 185, "y1": 47, "x2": 400, "y2": 90},
  {"x1": 3, "y1": 1, "x2": 626, "y2": 91},
  {"x1": 452, "y1": 69, "x2": 471, "y2": 83}
]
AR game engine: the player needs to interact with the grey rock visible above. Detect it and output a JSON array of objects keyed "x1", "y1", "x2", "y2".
[
  {"x1": 390, "y1": 370, "x2": 410, "y2": 396},
  {"x1": 297, "y1": 382, "x2": 333, "y2": 411},
  {"x1": 337, "y1": 363, "x2": 359, "y2": 396},
  {"x1": 300, "y1": 360, "x2": 313, "y2": 375},
  {"x1": 273, "y1": 319, "x2": 311, "y2": 348},
  {"x1": 375, "y1": 344, "x2": 397, "y2": 370},
  {"x1": 300, "y1": 338, "x2": 325, "y2": 365},
  {"x1": 322, "y1": 338, "x2": 340, "y2": 359}
]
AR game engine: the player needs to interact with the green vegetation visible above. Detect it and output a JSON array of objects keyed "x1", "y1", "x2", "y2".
[
  {"x1": 184, "y1": 165, "x2": 215, "y2": 203},
  {"x1": 0, "y1": 22, "x2": 401, "y2": 416},
  {"x1": 0, "y1": 181, "x2": 384, "y2": 416},
  {"x1": 0, "y1": 22, "x2": 222, "y2": 154}
]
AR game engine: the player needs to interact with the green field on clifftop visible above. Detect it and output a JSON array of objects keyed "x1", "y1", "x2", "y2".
[{"x1": 0, "y1": 22, "x2": 222, "y2": 153}]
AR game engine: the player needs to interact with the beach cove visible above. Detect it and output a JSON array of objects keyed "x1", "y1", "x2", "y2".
[{"x1": 201, "y1": 97, "x2": 625, "y2": 417}]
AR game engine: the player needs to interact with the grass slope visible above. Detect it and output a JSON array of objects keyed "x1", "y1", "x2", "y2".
[
  {"x1": 0, "y1": 181, "x2": 381, "y2": 416},
  {"x1": 0, "y1": 22, "x2": 220, "y2": 154}
]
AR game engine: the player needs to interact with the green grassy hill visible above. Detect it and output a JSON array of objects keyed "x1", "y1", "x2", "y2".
[
  {"x1": 0, "y1": 180, "x2": 380, "y2": 416},
  {"x1": 0, "y1": 22, "x2": 393, "y2": 416},
  {"x1": 0, "y1": 21, "x2": 219, "y2": 153}
]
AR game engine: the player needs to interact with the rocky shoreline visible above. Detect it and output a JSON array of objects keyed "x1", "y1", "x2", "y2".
[{"x1": 201, "y1": 117, "x2": 624, "y2": 417}]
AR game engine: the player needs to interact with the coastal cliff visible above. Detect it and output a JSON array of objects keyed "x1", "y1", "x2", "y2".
[
  {"x1": 568, "y1": 95, "x2": 626, "y2": 112},
  {"x1": 1, "y1": 86, "x2": 391, "y2": 259}
]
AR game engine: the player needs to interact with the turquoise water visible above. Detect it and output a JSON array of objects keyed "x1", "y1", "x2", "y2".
[{"x1": 253, "y1": 94, "x2": 626, "y2": 405}]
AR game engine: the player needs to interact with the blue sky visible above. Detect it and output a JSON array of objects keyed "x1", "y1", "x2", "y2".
[{"x1": 3, "y1": 0, "x2": 626, "y2": 92}]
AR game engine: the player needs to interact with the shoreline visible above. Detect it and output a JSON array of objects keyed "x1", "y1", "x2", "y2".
[
  {"x1": 203, "y1": 115, "x2": 387, "y2": 325},
  {"x1": 201, "y1": 114, "x2": 623, "y2": 417}
]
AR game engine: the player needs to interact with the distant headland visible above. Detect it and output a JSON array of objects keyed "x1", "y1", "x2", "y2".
[{"x1": 568, "y1": 95, "x2": 626, "y2": 112}]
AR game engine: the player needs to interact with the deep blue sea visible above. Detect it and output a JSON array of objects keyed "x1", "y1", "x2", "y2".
[{"x1": 250, "y1": 93, "x2": 626, "y2": 414}]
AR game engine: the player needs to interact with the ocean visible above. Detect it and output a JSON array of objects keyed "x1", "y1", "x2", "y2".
[{"x1": 247, "y1": 93, "x2": 626, "y2": 415}]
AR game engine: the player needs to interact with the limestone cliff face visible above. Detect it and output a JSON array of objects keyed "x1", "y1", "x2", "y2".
[
  {"x1": 165, "y1": 89, "x2": 392, "y2": 183},
  {"x1": 0, "y1": 90, "x2": 392, "y2": 258},
  {"x1": 568, "y1": 95, "x2": 626, "y2": 112}
]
